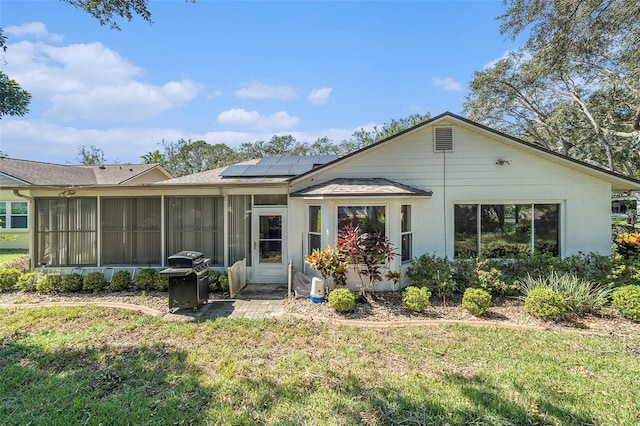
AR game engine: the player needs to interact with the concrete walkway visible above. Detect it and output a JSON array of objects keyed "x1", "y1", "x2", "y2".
[{"x1": 163, "y1": 283, "x2": 288, "y2": 322}]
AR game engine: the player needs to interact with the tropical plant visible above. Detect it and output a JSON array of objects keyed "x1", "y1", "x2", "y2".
[
  {"x1": 337, "y1": 224, "x2": 397, "y2": 296},
  {"x1": 305, "y1": 246, "x2": 348, "y2": 288},
  {"x1": 520, "y1": 272, "x2": 611, "y2": 315}
]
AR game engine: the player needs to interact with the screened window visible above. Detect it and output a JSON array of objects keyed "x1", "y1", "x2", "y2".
[
  {"x1": 253, "y1": 194, "x2": 288, "y2": 205},
  {"x1": 228, "y1": 195, "x2": 252, "y2": 266},
  {"x1": 308, "y1": 205, "x2": 322, "y2": 255},
  {"x1": 166, "y1": 196, "x2": 224, "y2": 266},
  {"x1": 454, "y1": 203, "x2": 559, "y2": 258},
  {"x1": 102, "y1": 197, "x2": 161, "y2": 265},
  {"x1": 35, "y1": 198, "x2": 97, "y2": 266},
  {"x1": 401, "y1": 205, "x2": 412, "y2": 262},
  {"x1": 338, "y1": 205, "x2": 386, "y2": 236},
  {"x1": 0, "y1": 201, "x2": 29, "y2": 230}
]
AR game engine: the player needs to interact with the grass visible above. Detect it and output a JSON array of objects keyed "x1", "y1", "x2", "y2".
[
  {"x1": 1, "y1": 307, "x2": 639, "y2": 425},
  {"x1": 0, "y1": 249, "x2": 28, "y2": 268}
]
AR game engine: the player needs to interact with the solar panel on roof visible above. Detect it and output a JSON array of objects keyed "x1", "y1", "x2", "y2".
[
  {"x1": 256, "y1": 156, "x2": 280, "y2": 165},
  {"x1": 242, "y1": 165, "x2": 272, "y2": 176},
  {"x1": 220, "y1": 165, "x2": 250, "y2": 177}
]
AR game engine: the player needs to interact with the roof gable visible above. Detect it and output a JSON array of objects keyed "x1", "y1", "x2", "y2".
[{"x1": 288, "y1": 112, "x2": 640, "y2": 190}]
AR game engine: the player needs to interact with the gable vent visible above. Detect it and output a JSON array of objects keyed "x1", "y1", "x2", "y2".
[{"x1": 434, "y1": 127, "x2": 453, "y2": 152}]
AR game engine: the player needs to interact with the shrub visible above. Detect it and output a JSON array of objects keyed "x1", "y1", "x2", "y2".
[
  {"x1": 612, "y1": 285, "x2": 640, "y2": 322},
  {"x1": 218, "y1": 273, "x2": 229, "y2": 292},
  {"x1": 473, "y1": 260, "x2": 516, "y2": 296},
  {"x1": 83, "y1": 272, "x2": 106, "y2": 292},
  {"x1": 328, "y1": 288, "x2": 356, "y2": 312},
  {"x1": 110, "y1": 270, "x2": 131, "y2": 292},
  {"x1": 401, "y1": 285, "x2": 431, "y2": 312},
  {"x1": 615, "y1": 233, "x2": 640, "y2": 259},
  {"x1": 406, "y1": 253, "x2": 457, "y2": 301},
  {"x1": 520, "y1": 272, "x2": 610, "y2": 315},
  {"x1": 155, "y1": 275, "x2": 169, "y2": 291},
  {"x1": 17, "y1": 272, "x2": 43, "y2": 292},
  {"x1": 36, "y1": 273, "x2": 65, "y2": 293},
  {"x1": 462, "y1": 288, "x2": 492, "y2": 316},
  {"x1": 135, "y1": 268, "x2": 159, "y2": 291},
  {"x1": 524, "y1": 288, "x2": 567, "y2": 321},
  {"x1": 61, "y1": 273, "x2": 84, "y2": 292},
  {"x1": 2, "y1": 255, "x2": 30, "y2": 273},
  {"x1": 0, "y1": 268, "x2": 21, "y2": 291}
]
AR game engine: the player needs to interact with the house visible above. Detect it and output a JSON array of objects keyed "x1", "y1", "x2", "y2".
[
  {"x1": 4, "y1": 113, "x2": 640, "y2": 290},
  {"x1": 0, "y1": 158, "x2": 172, "y2": 253}
]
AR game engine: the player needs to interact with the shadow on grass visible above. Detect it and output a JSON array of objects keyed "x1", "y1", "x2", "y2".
[{"x1": 0, "y1": 340, "x2": 212, "y2": 425}]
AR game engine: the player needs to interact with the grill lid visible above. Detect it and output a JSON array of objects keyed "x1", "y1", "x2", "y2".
[{"x1": 167, "y1": 251, "x2": 204, "y2": 268}]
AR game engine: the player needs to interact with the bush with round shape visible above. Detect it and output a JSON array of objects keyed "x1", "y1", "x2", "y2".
[
  {"x1": 83, "y1": 272, "x2": 106, "y2": 292},
  {"x1": 524, "y1": 288, "x2": 567, "y2": 321},
  {"x1": 0, "y1": 268, "x2": 21, "y2": 291},
  {"x1": 36, "y1": 273, "x2": 65, "y2": 293},
  {"x1": 61, "y1": 273, "x2": 84, "y2": 292},
  {"x1": 328, "y1": 288, "x2": 355, "y2": 312},
  {"x1": 218, "y1": 273, "x2": 229, "y2": 292},
  {"x1": 135, "y1": 268, "x2": 159, "y2": 291},
  {"x1": 402, "y1": 285, "x2": 431, "y2": 312},
  {"x1": 155, "y1": 275, "x2": 169, "y2": 291},
  {"x1": 17, "y1": 272, "x2": 43, "y2": 292},
  {"x1": 462, "y1": 288, "x2": 492, "y2": 316},
  {"x1": 110, "y1": 270, "x2": 131, "y2": 292},
  {"x1": 612, "y1": 285, "x2": 640, "y2": 322}
]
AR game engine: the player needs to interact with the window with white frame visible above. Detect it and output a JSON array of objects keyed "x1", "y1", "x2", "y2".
[
  {"x1": 0, "y1": 201, "x2": 28, "y2": 230},
  {"x1": 337, "y1": 205, "x2": 386, "y2": 236},
  {"x1": 308, "y1": 205, "x2": 322, "y2": 254},
  {"x1": 401, "y1": 204, "x2": 412, "y2": 262}
]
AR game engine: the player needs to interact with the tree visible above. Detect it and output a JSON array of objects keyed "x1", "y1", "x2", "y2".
[
  {"x1": 0, "y1": 29, "x2": 31, "y2": 119},
  {"x1": 161, "y1": 139, "x2": 237, "y2": 177},
  {"x1": 74, "y1": 145, "x2": 106, "y2": 165},
  {"x1": 61, "y1": 0, "x2": 163, "y2": 30},
  {"x1": 140, "y1": 149, "x2": 166, "y2": 165},
  {"x1": 463, "y1": 0, "x2": 640, "y2": 174}
]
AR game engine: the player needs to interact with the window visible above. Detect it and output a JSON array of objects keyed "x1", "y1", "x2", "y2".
[
  {"x1": 0, "y1": 201, "x2": 28, "y2": 230},
  {"x1": 102, "y1": 197, "x2": 161, "y2": 265},
  {"x1": 401, "y1": 205, "x2": 412, "y2": 262},
  {"x1": 338, "y1": 205, "x2": 386, "y2": 236},
  {"x1": 35, "y1": 198, "x2": 97, "y2": 266},
  {"x1": 454, "y1": 203, "x2": 559, "y2": 258},
  {"x1": 166, "y1": 196, "x2": 224, "y2": 266},
  {"x1": 253, "y1": 194, "x2": 288, "y2": 205},
  {"x1": 308, "y1": 205, "x2": 322, "y2": 255}
]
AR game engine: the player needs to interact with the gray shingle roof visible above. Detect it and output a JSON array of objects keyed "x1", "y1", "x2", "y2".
[
  {"x1": 156, "y1": 160, "x2": 290, "y2": 185},
  {"x1": 290, "y1": 178, "x2": 433, "y2": 197},
  {"x1": 0, "y1": 157, "x2": 165, "y2": 186}
]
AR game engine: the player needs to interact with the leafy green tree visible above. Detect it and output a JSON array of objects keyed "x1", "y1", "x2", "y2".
[
  {"x1": 161, "y1": 139, "x2": 237, "y2": 177},
  {"x1": 464, "y1": 0, "x2": 640, "y2": 174},
  {"x1": 74, "y1": 145, "x2": 106, "y2": 165},
  {"x1": 140, "y1": 149, "x2": 166, "y2": 165},
  {"x1": 0, "y1": 29, "x2": 31, "y2": 119},
  {"x1": 61, "y1": 0, "x2": 195, "y2": 30}
]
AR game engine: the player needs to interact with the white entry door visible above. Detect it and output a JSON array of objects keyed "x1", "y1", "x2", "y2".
[{"x1": 252, "y1": 207, "x2": 288, "y2": 283}]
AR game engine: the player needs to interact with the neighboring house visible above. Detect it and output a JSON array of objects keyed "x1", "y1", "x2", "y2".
[
  {"x1": 0, "y1": 158, "x2": 172, "y2": 258},
  {"x1": 5, "y1": 113, "x2": 640, "y2": 290}
]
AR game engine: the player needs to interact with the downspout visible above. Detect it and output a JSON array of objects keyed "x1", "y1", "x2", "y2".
[{"x1": 12, "y1": 190, "x2": 35, "y2": 272}]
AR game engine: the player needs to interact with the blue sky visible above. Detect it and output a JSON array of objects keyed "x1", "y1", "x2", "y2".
[{"x1": 1, "y1": 1, "x2": 524, "y2": 164}]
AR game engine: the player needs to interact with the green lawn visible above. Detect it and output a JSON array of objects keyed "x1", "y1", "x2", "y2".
[
  {"x1": 0, "y1": 249, "x2": 28, "y2": 268},
  {"x1": 1, "y1": 306, "x2": 638, "y2": 425}
]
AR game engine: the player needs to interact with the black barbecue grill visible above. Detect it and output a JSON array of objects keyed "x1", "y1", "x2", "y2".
[{"x1": 160, "y1": 251, "x2": 210, "y2": 312}]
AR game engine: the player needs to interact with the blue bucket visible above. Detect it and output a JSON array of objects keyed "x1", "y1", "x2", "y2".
[{"x1": 310, "y1": 295, "x2": 325, "y2": 303}]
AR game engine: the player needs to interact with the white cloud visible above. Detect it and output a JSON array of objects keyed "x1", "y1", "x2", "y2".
[
  {"x1": 216, "y1": 108, "x2": 299, "y2": 131},
  {"x1": 4, "y1": 22, "x2": 63, "y2": 42},
  {"x1": 307, "y1": 87, "x2": 332, "y2": 105},
  {"x1": 234, "y1": 82, "x2": 297, "y2": 100},
  {"x1": 3, "y1": 39, "x2": 203, "y2": 122},
  {"x1": 431, "y1": 77, "x2": 463, "y2": 92},
  {"x1": 207, "y1": 90, "x2": 224, "y2": 98},
  {"x1": 217, "y1": 108, "x2": 261, "y2": 126}
]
